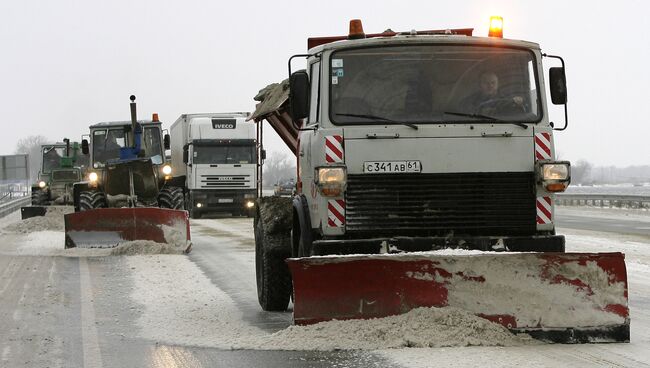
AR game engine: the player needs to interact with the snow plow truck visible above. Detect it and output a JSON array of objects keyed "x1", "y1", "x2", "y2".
[
  {"x1": 64, "y1": 96, "x2": 190, "y2": 250},
  {"x1": 250, "y1": 18, "x2": 629, "y2": 343}
]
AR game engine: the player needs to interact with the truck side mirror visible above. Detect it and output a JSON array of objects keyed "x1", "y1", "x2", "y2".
[
  {"x1": 81, "y1": 139, "x2": 89, "y2": 155},
  {"x1": 549, "y1": 67, "x2": 567, "y2": 105},
  {"x1": 289, "y1": 70, "x2": 310, "y2": 121},
  {"x1": 163, "y1": 134, "x2": 171, "y2": 150},
  {"x1": 182, "y1": 145, "x2": 189, "y2": 164}
]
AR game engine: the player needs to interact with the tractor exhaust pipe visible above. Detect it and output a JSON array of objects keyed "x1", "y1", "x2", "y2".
[{"x1": 129, "y1": 95, "x2": 137, "y2": 148}]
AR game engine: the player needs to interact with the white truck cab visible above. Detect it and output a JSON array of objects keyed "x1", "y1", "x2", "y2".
[
  {"x1": 170, "y1": 113, "x2": 257, "y2": 218},
  {"x1": 253, "y1": 18, "x2": 571, "y2": 256}
]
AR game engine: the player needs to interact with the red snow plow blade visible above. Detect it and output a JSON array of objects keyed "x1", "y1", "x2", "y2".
[
  {"x1": 287, "y1": 252, "x2": 629, "y2": 343},
  {"x1": 64, "y1": 208, "x2": 191, "y2": 251}
]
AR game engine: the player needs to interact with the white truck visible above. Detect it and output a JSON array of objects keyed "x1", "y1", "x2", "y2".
[
  {"x1": 246, "y1": 18, "x2": 631, "y2": 344},
  {"x1": 170, "y1": 113, "x2": 258, "y2": 218}
]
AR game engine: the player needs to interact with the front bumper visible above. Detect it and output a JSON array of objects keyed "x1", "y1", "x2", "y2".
[
  {"x1": 312, "y1": 234, "x2": 565, "y2": 256},
  {"x1": 190, "y1": 189, "x2": 256, "y2": 214}
]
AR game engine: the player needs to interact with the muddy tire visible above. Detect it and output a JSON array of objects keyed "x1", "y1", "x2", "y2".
[
  {"x1": 255, "y1": 213, "x2": 292, "y2": 311},
  {"x1": 79, "y1": 191, "x2": 107, "y2": 211},
  {"x1": 158, "y1": 187, "x2": 184, "y2": 210},
  {"x1": 31, "y1": 189, "x2": 48, "y2": 206}
]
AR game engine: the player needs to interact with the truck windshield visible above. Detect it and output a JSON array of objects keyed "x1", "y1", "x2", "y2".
[
  {"x1": 92, "y1": 126, "x2": 163, "y2": 168},
  {"x1": 41, "y1": 146, "x2": 66, "y2": 173},
  {"x1": 193, "y1": 145, "x2": 256, "y2": 165},
  {"x1": 329, "y1": 45, "x2": 541, "y2": 124}
]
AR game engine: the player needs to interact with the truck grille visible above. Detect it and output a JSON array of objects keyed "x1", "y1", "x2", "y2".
[
  {"x1": 200, "y1": 174, "x2": 252, "y2": 188},
  {"x1": 345, "y1": 172, "x2": 536, "y2": 236}
]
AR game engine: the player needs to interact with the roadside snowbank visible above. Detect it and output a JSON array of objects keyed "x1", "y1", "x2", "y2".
[
  {"x1": 127, "y1": 255, "x2": 532, "y2": 350},
  {"x1": 1, "y1": 206, "x2": 72, "y2": 233}
]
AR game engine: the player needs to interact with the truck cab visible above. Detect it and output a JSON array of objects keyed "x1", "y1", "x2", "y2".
[
  {"x1": 255, "y1": 18, "x2": 571, "y2": 257},
  {"x1": 171, "y1": 113, "x2": 257, "y2": 218}
]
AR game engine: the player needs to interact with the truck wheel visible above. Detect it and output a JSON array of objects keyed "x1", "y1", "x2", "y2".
[
  {"x1": 255, "y1": 213, "x2": 292, "y2": 311},
  {"x1": 31, "y1": 189, "x2": 48, "y2": 206},
  {"x1": 158, "y1": 187, "x2": 184, "y2": 210},
  {"x1": 79, "y1": 191, "x2": 107, "y2": 211}
]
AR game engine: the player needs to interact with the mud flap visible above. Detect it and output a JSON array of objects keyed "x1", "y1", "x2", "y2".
[
  {"x1": 64, "y1": 208, "x2": 191, "y2": 250},
  {"x1": 287, "y1": 252, "x2": 629, "y2": 343},
  {"x1": 21, "y1": 206, "x2": 47, "y2": 220}
]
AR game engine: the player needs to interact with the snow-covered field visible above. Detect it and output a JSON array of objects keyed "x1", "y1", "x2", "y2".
[
  {"x1": 566, "y1": 184, "x2": 650, "y2": 196},
  {"x1": 0, "y1": 207, "x2": 649, "y2": 367}
]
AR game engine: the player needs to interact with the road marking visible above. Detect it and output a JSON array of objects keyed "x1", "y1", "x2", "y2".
[{"x1": 79, "y1": 258, "x2": 103, "y2": 368}]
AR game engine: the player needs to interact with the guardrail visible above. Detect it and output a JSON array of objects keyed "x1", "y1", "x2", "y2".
[
  {"x1": 0, "y1": 197, "x2": 30, "y2": 218},
  {"x1": 556, "y1": 194, "x2": 650, "y2": 209}
]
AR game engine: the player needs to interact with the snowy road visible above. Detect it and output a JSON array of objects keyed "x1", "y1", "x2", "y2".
[{"x1": 0, "y1": 207, "x2": 648, "y2": 367}]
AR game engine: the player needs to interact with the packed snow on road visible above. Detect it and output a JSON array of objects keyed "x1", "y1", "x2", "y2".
[{"x1": 0, "y1": 206, "x2": 648, "y2": 367}]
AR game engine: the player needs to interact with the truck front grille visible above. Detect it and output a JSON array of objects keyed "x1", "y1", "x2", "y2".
[
  {"x1": 200, "y1": 174, "x2": 252, "y2": 189},
  {"x1": 345, "y1": 172, "x2": 536, "y2": 237}
]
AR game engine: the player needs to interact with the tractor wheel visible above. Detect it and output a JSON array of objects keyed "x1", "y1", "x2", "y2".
[
  {"x1": 158, "y1": 187, "x2": 185, "y2": 210},
  {"x1": 255, "y1": 213, "x2": 292, "y2": 311},
  {"x1": 31, "y1": 189, "x2": 48, "y2": 206},
  {"x1": 79, "y1": 191, "x2": 107, "y2": 211}
]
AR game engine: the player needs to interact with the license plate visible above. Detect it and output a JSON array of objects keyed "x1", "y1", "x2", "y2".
[
  {"x1": 363, "y1": 161, "x2": 421, "y2": 173},
  {"x1": 218, "y1": 198, "x2": 234, "y2": 203}
]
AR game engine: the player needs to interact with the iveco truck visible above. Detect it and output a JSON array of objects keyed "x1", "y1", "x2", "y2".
[{"x1": 170, "y1": 113, "x2": 257, "y2": 218}]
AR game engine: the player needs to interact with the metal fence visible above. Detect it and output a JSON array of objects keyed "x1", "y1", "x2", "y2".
[
  {"x1": 0, "y1": 196, "x2": 29, "y2": 218},
  {"x1": 555, "y1": 194, "x2": 650, "y2": 209}
]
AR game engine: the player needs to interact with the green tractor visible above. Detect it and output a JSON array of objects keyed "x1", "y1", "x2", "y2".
[{"x1": 21, "y1": 139, "x2": 87, "y2": 219}]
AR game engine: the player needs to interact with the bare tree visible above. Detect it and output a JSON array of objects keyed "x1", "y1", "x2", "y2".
[
  {"x1": 15, "y1": 135, "x2": 51, "y2": 182},
  {"x1": 263, "y1": 152, "x2": 296, "y2": 188}
]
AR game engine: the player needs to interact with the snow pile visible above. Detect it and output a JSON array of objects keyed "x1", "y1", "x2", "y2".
[
  {"x1": 127, "y1": 255, "x2": 531, "y2": 351},
  {"x1": 110, "y1": 240, "x2": 187, "y2": 255},
  {"x1": 161, "y1": 223, "x2": 188, "y2": 248},
  {"x1": 2, "y1": 206, "x2": 73, "y2": 233},
  {"x1": 250, "y1": 307, "x2": 532, "y2": 350}
]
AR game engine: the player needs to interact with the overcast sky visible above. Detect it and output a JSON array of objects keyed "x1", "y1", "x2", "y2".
[{"x1": 1, "y1": 0, "x2": 648, "y2": 166}]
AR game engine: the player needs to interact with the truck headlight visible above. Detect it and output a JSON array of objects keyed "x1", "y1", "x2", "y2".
[
  {"x1": 316, "y1": 167, "x2": 346, "y2": 197},
  {"x1": 162, "y1": 165, "x2": 172, "y2": 175},
  {"x1": 538, "y1": 161, "x2": 570, "y2": 192},
  {"x1": 38, "y1": 181, "x2": 47, "y2": 188},
  {"x1": 88, "y1": 172, "x2": 98, "y2": 182},
  {"x1": 246, "y1": 201, "x2": 255, "y2": 208}
]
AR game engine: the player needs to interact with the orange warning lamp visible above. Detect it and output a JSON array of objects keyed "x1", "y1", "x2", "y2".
[
  {"x1": 348, "y1": 19, "x2": 366, "y2": 39},
  {"x1": 488, "y1": 16, "x2": 504, "y2": 38},
  {"x1": 152, "y1": 113, "x2": 159, "y2": 122}
]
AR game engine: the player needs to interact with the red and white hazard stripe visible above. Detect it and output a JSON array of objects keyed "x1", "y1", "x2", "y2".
[
  {"x1": 534, "y1": 132, "x2": 552, "y2": 160},
  {"x1": 536, "y1": 196, "x2": 553, "y2": 225},
  {"x1": 327, "y1": 199, "x2": 345, "y2": 227},
  {"x1": 325, "y1": 135, "x2": 344, "y2": 163}
]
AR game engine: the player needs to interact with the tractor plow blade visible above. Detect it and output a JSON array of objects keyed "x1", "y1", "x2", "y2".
[
  {"x1": 21, "y1": 206, "x2": 47, "y2": 219},
  {"x1": 287, "y1": 252, "x2": 629, "y2": 343},
  {"x1": 64, "y1": 208, "x2": 191, "y2": 250}
]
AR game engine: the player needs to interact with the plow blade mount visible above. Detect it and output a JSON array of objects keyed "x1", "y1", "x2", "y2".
[
  {"x1": 64, "y1": 208, "x2": 190, "y2": 250},
  {"x1": 287, "y1": 252, "x2": 629, "y2": 343},
  {"x1": 21, "y1": 206, "x2": 47, "y2": 220}
]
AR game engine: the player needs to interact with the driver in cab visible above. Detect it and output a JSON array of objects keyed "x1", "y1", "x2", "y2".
[{"x1": 461, "y1": 72, "x2": 525, "y2": 115}]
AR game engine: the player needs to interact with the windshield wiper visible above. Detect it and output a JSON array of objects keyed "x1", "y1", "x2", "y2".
[
  {"x1": 443, "y1": 111, "x2": 528, "y2": 129},
  {"x1": 335, "y1": 113, "x2": 418, "y2": 130}
]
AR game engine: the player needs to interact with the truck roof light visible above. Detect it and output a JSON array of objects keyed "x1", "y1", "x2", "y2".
[
  {"x1": 152, "y1": 113, "x2": 160, "y2": 122},
  {"x1": 348, "y1": 19, "x2": 366, "y2": 40},
  {"x1": 488, "y1": 16, "x2": 503, "y2": 38}
]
